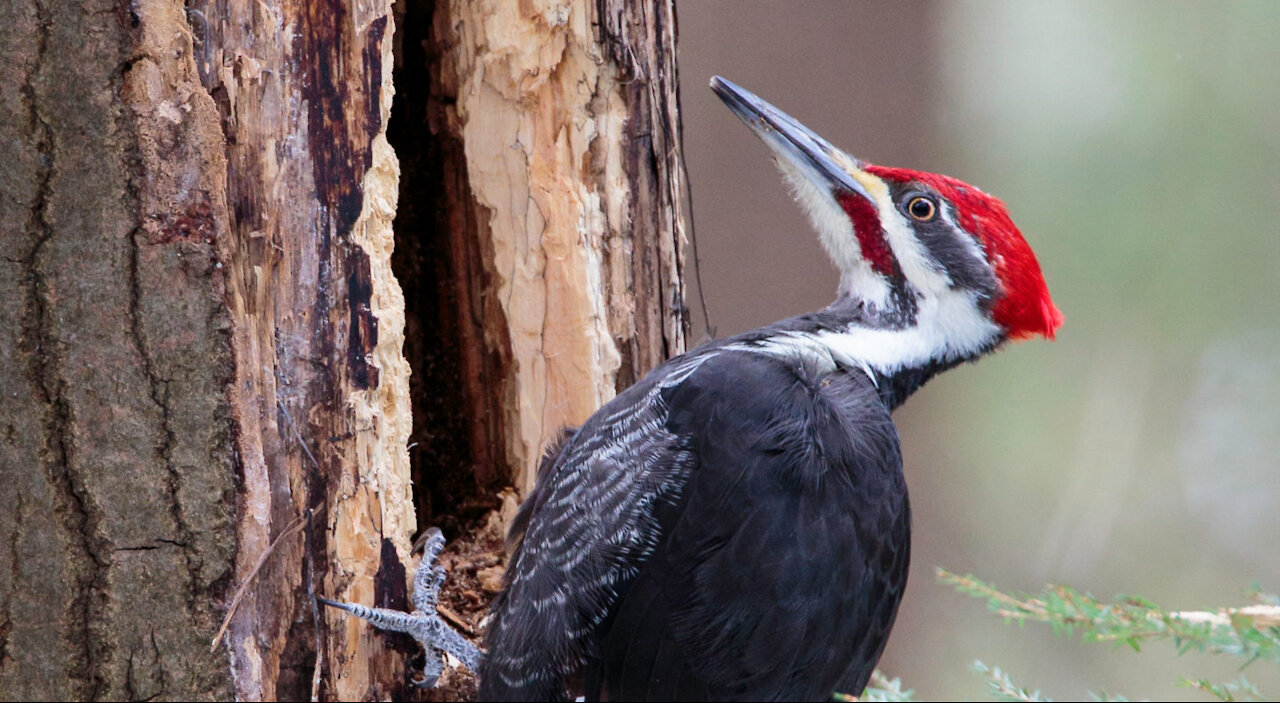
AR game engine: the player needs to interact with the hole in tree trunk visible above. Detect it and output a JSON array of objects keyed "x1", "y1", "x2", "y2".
[{"x1": 389, "y1": 0, "x2": 511, "y2": 539}]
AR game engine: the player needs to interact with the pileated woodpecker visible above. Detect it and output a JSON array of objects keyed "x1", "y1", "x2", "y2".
[
  {"x1": 479, "y1": 77, "x2": 1061, "y2": 701},
  {"x1": 321, "y1": 77, "x2": 1062, "y2": 701}
]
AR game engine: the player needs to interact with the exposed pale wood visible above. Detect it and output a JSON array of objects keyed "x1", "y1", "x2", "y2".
[
  {"x1": 429, "y1": 0, "x2": 688, "y2": 496},
  {"x1": 191, "y1": 0, "x2": 414, "y2": 698}
]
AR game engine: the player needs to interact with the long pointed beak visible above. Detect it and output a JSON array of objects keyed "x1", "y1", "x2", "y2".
[{"x1": 711, "y1": 76, "x2": 873, "y2": 203}]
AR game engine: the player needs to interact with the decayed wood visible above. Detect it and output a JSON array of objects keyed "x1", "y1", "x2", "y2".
[
  {"x1": 0, "y1": 0, "x2": 415, "y2": 699},
  {"x1": 191, "y1": 0, "x2": 414, "y2": 699},
  {"x1": 428, "y1": 0, "x2": 689, "y2": 496},
  {"x1": 0, "y1": 0, "x2": 688, "y2": 697}
]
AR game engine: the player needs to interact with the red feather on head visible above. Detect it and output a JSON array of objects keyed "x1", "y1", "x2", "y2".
[{"x1": 865, "y1": 166, "x2": 1064, "y2": 341}]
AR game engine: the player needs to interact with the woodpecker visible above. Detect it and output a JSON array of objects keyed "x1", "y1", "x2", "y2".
[
  {"x1": 322, "y1": 77, "x2": 1062, "y2": 700},
  {"x1": 472, "y1": 76, "x2": 1062, "y2": 701}
]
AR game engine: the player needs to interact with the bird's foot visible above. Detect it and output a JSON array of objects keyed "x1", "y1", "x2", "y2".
[{"x1": 318, "y1": 527, "x2": 484, "y2": 687}]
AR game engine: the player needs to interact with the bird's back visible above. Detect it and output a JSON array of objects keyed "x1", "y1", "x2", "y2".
[
  {"x1": 592, "y1": 350, "x2": 910, "y2": 701},
  {"x1": 481, "y1": 344, "x2": 911, "y2": 701}
]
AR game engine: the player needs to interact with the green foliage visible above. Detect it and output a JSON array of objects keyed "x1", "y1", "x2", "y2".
[
  {"x1": 968, "y1": 660, "x2": 1135, "y2": 702},
  {"x1": 935, "y1": 568, "x2": 1280, "y2": 700},
  {"x1": 971, "y1": 661, "x2": 1052, "y2": 702},
  {"x1": 1177, "y1": 675, "x2": 1262, "y2": 702},
  {"x1": 855, "y1": 670, "x2": 916, "y2": 702},
  {"x1": 845, "y1": 572, "x2": 1279, "y2": 700}
]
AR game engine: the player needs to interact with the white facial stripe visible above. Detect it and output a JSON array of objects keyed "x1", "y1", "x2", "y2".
[
  {"x1": 850, "y1": 171, "x2": 953, "y2": 295},
  {"x1": 816, "y1": 287, "x2": 1000, "y2": 373},
  {"x1": 725, "y1": 285, "x2": 999, "y2": 378},
  {"x1": 772, "y1": 157, "x2": 891, "y2": 307}
]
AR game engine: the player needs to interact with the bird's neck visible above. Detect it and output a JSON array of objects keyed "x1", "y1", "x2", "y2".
[
  {"x1": 821, "y1": 293, "x2": 1003, "y2": 408},
  {"x1": 867, "y1": 357, "x2": 958, "y2": 410},
  {"x1": 726, "y1": 294, "x2": 1002, "y2": 410}
]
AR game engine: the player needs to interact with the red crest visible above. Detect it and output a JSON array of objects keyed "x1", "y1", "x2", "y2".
[{"x1": 866, "y1": 166, "x2": 1063, "y2": 340}]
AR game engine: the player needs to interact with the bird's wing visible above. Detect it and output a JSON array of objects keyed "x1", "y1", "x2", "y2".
[
  {"x1": 597, "y1": 351, "x2": 911, "y2": 701},
  {"x1": 480, "y1": 354, "x2": 711, "y2": 701}
]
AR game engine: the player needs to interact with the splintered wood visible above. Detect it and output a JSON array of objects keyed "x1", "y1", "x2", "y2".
[
  {"x1": 431, "y1": 0, "x2": 688, "y2": 497},
  {"x1": 195, "y1": 0, "x2": 416, "y2": 699}
]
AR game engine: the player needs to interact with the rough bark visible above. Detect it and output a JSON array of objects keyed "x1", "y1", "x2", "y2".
[
  {"x1": 0, "y1": 0, "x2": 239, "y2": 699},
  {"x1": 0, "y1": 0, "x2": 413, "y2": 699},
  {"x1": 415, "y1": 0, "x2": 689, "y2": 498},
  {"x1": 0, "y1": 0, "x2": 686, "y2": 699}
]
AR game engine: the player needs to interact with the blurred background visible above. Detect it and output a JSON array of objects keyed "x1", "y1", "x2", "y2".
[{"x1": 677, "y1": 1, "x2": 1280, "y2": 699}]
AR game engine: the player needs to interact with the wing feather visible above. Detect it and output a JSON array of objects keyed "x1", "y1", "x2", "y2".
[
  {"x1": 479, "y1": 355, "x2": 710, "y2": 701},
  {"x1": 481, "y1": 347, "x2": 910, "y2": 702},
  {"x1": 597, "y1": 353, "x2": 910, "y2": 701}
]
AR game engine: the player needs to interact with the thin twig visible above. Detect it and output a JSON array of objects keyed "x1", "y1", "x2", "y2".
[
  {"x1": 681, "y1": 149, "x2": 714, "y2": 339},
  {"x1": 1170, "y1": 605, "x2": 1280, "y2": 628},
  {"x1": 278, "y1": 400, "x2": 321, "y2": 471},
  {"x1": 210, "y1": 514, "x2": 309, "y2": 652},
  {"x1": 438, "y1": 604, "x2": 477, "y2": 637},
  {"x1": 955, "y1": 565, "x2": 1280, "y2": 630},
  {"x1": 305, "y1": 508, "x2": 324, "y2": 702},
  {"x1": 937, "y1": 568, "x2": 1050, "y2": 619}
]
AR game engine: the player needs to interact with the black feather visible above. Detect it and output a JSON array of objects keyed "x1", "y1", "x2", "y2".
[{"x1": 480, "y1": 334, "x2": 913, "y2": 701}]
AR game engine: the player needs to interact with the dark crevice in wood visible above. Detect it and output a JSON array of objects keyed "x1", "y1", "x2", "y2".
[
  {"x1": 19, "y1": 4, "x2": 107, "y2": 696},
  {"x1": 0, "y1": 493, "x2": 21, "y2": 673},
  {"x1": 373, "y1": 537, "x2": 418, "y2": 657},
  {"x1": 126, "y1": 227, "x2": 201, "y2": 617},
  {"x1": 274, "y1": 582, "x2": 318, "y2": 702},
  {"x1": 390, "y1": 0, "x2": 508, "y2": 539}
]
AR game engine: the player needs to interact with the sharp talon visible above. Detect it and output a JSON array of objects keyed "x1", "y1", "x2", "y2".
[
  {"x1": 322, "y1": 527, "x2": 486, "y2": 682},
  {"x1": 411, "y1": 674, "x2": 440, "y2": 689},
  {"x1": 422, "y1": 527, "x2": 446, "y2": 560}
]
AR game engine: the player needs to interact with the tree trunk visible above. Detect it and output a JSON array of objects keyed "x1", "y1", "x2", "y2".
[
  {"x1": 0, "y1": 0, "x2": 686, "y2": 699},
  {"x1": 0, "y1": 0, "x2": 243, "y2": 699},
  {"x1": 399, "y1": 0, "x2": 689, "y2": 513}
]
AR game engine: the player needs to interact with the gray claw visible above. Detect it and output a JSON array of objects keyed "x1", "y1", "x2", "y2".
[
  {"x1": 414, "y1": 648, "x2": 443, "y2": 688},
  {"x1": 319, "y1": 530, "x2": 485, "y2": 687}
]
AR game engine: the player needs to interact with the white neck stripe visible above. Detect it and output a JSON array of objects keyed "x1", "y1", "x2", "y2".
[{"x1": 728, "y1": 289, "x2": 1001, "y2": 378}]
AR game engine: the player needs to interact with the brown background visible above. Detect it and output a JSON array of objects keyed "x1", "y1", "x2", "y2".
[{"x1": 677, "y1": 1, "x2": 1280, "y2": 699}]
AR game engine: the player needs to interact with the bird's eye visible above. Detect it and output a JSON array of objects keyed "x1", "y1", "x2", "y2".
[{"x1": 907, "y1": 196, "x2": 937, "y2": 222}]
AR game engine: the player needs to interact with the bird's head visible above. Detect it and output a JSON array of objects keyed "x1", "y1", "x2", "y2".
[{"x1": 712, "y1": 77, "x2": 1062, "y2": 372}]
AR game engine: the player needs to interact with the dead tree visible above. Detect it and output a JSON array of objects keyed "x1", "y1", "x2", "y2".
[{"x1": 0, "y1": 0, "x2": 686, "y2": 699}]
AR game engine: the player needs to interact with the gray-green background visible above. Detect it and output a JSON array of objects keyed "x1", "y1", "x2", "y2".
[{"x1": 678, "y1": 1, "x2": 1280, "y2": 699}]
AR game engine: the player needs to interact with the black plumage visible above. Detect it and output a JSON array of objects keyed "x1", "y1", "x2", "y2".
[
  {"x1": 474, "y1": 77, "x2": 1061, "y2": 701},
  {"x1": 480, "y1": 328, "x2": 913, "y2": 702}
]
